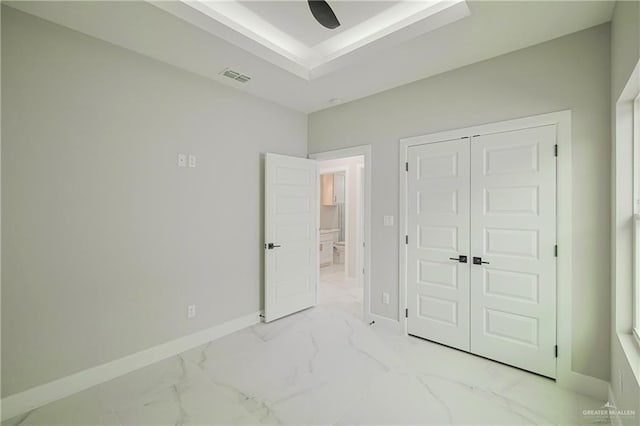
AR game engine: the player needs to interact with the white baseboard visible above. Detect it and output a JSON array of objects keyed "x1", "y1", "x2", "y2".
[
  {"x1": 1, "y1": 311, "x2": 261, "y2": 421},
  {"x1": 608, "y1": 385, "x2": 624, "y2": 426},
  {"x1": 367, "y1": 313, "x2": 401, "y2": 333},
  {"x1": 557, "y1": 370, "x2": 609, "y2": 401}
]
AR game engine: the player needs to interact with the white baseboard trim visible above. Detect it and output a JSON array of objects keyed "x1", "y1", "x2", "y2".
[
  {"x1": 368, "y1": 313, "x2": 401, "y2": 333},
  {"x1": 608, "y1": 385, "x2": 624, "y2": 426},
  {"x1": 1, "y1": 311, "x2": 261, "y2": 421},
  {"x1": 557, "y1": 370, "x2": 609, "y2": 401}
]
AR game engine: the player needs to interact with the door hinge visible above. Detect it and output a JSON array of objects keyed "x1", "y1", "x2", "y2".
[
  {"x1": 405, "y1": 235, "x2": 408, "y2": 245},
  {"x1": 554, "y1": 144, "x2": 558, "y2": 157},
  {"x1": 554, "y1": 245, "x2": 558, "y2": 257},
  {"x1": 405, "y1": 308, "x2": 409, "y2": 318},
  {"x1": 405, "y1": 162, "x2": 408, "y2": 172},
  {"x1": 555, "y1": 345, "x2": 558, "y2": 358}
]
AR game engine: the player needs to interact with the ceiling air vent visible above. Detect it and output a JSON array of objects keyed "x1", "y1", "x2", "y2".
[{"x1": 220, "y1": 68, "x2": 251, "y2": 83}]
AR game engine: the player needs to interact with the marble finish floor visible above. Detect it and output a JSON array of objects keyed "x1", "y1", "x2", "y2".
[
  {"x1": 318, "y1": 263, "x2": 363, "y2": 319},
  {"x1": 4, "y1": 269, "x2": 608, "y2": 425}
]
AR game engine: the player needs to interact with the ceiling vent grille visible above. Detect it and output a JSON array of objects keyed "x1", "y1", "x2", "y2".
[{"x1": 220, "y1": 68, "x2": 251, "y2": 83}]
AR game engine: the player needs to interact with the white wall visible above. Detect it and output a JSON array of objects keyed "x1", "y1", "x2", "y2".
[
  {"x1": 309, "y1": 24, "x2": 611, "y2": 381},
  {"x1": 0, "y1": 6, "x2": 307, "y2": 397},
  {"x1": 319, "y1": 156, "x2": 364, "y2": 278},
  {"x1": 610, "y1": 0, "x2": 640, "y2": 422}
]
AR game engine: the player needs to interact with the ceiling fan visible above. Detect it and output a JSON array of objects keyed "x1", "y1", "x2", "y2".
[{"x1": 307, "y1": 0, "x2": 341, "y2": 29}]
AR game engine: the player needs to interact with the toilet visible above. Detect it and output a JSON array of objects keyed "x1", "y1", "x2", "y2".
[{"x1": 333, "y1": 241, "x2": 345, "y2": 264}]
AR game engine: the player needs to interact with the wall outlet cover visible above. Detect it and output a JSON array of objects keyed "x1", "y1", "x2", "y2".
[
  {"x1": 187, "y1": 304, "x2": 196, "y2": 319},
  {"x1": 177, "y1": 154, "x2": 187, "y2": 167},
  {"x1": 383, "y1": 216, "x2": 394, "y2": 227}
]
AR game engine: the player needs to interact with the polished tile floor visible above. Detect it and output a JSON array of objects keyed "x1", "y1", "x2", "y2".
[
  {"x1": 4, "y1": 266, "x2": 608, "y2": 425},
  {"x1": 317, "y1": 263, "x2": 363, "y2": 319}
]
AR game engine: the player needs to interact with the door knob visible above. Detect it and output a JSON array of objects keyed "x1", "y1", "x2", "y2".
[
  {"x1": 266, "y1": 243, "x2": 281, "y2": 250},
  {"x1": 473, "y1": 257, "x2": 490, "y2": 265},
  {"x1": 449, "y1": 255, "x2": 468, "y2": 263}
]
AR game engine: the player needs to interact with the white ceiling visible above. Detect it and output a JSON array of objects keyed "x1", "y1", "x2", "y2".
[
  {"x1": 239, "y1": 1, "x2": 399, "y2": 47},
  {"x1": 7, "y1": 1, "x2": 616, "y2": 113},
  {"x1": 153, "y1": 0, "x2": 470, "y2": 79}
]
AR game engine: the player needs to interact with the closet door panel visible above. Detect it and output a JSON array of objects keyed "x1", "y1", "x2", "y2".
[
  {"x1": 407, "y1": 139, "x2": 471, "y2": 351},
  {"x1": 469, "y1": 125, "x2": 557, "y2": 378}
]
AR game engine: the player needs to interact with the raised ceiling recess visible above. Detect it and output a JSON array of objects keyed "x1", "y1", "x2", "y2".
[{"x1": 151, "y1": 0, "x2": 471, "y2": 80}]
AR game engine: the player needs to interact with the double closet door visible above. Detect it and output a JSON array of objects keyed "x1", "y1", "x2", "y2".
[{"x1": 406, "y1": 125, "x2": 557, "y2": 378}]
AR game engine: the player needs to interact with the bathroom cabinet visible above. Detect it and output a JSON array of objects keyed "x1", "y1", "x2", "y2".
[
  {"x1": 320, "y1": 173, "x2": 345, "y2": 205},
  {"x1": 319, "y1": 233, "x2": 334, "y2": 266}
]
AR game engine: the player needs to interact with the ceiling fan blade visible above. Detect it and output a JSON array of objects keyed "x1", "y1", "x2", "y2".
[{"x1": 308, "y1": 0, "x2": 340, "y2": 30}]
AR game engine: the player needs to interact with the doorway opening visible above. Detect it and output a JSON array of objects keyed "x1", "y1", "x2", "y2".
[{"x1": 310, "y1": 147, "x2": 370, "y2": 323}]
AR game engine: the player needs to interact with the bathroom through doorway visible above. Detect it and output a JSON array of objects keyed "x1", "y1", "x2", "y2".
[{"x1": 316, "y1": 154, "x2": 365, "y2": 319}]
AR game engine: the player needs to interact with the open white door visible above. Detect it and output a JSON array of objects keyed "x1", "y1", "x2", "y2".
[{"x1": 264, "y1": 153, "x2": 318, "y2": 322}]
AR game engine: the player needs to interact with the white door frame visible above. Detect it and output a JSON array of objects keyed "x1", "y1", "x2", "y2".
[
  {"x1": 357, "y1": 163, "x2": 365, "y2": 284},
  {"x1": 399, "y1": 111, "x2": 603, "y2": 399},
  {"x1": 310, "y1": 145, "x2": 372, "y2": 324}
]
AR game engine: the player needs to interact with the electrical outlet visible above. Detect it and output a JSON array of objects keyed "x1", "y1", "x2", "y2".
[
  {"x1": 382, "y1": 292, "x2": 390, "y2": 304},
  {"x1": 187, "y1": 304, "x2": 196, "y2": 319},
  {"x1": 188, "y1": 154, "x2": 197, "y2": 168},
  {"x1": 177, "y1": 154, "x2": 187, "y2": 167}
]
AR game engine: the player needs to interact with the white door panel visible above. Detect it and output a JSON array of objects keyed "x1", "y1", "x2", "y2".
[
  {"x1": 470, "y1": 125, "x2": 557, "y2": 378},
  {"x1": 265, "y1": 153, "x2": 318, "y2": 322},
  {"x1": 407, "y1": 139, "x2": 470, "y2": 351},
  {"x1": 406, "y1": 124, "x2": 557, "y2": 379}
]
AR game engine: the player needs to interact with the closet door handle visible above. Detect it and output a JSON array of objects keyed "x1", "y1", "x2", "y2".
[
  {"x1": 449, "y1": 255, "x2": 468, "y2": 263},
  {"x1": 473, "y1": 257, "x2": 489, "y2": 265}
]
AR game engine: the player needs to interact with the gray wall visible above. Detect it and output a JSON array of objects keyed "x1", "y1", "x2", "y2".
[
  {"x1": 309, "y1": 24, "x2": 611, "y2": 381},
  {"x1": 610, "y1": 0, "x2": 640, "y2": 421},
  {"x1": 1, "y1": 6, "x2": 307, "y2": 397}
]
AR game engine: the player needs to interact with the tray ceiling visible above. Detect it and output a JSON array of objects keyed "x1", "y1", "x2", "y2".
[{"x1": 5, "y1": 1, "x2": 616, "y2": 112}]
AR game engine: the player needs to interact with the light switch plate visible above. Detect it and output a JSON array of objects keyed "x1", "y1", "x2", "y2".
[
  {"x1": 188, "y1": 154, "x2": 197, "y2": 168},
  {"x1": 383, "y1": 216, "x2": 394, "y2": 227}
]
